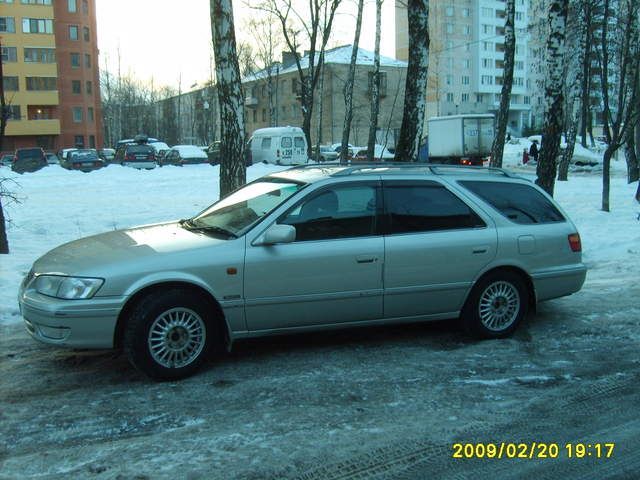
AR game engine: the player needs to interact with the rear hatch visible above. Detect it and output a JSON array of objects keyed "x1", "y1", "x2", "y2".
[{"x1": 126, "y1": 145, "x2": 155, "y2": 162}]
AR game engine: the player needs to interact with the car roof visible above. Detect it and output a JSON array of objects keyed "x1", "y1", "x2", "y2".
[{"x1": 268, "y1": 163, "x2": 529, "y2": 184}]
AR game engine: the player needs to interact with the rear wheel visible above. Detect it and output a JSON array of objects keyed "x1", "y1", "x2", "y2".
[
  {"x1": 462, "y1": 271, "x2": 529, "y2": 338},
  {"x1": 123, "y1": 289, "x2": 216, "y2": 380}
]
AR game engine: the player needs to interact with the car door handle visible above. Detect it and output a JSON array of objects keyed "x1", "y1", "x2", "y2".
[
  {"x1": 356, "y1": 255, "x2": 377, "y2": 264},
  {"x1": 472, "y1": 246, "x2": 489, "y2": 254}
]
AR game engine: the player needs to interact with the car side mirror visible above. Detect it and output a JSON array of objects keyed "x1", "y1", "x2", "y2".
[{"x1": 259, "y1": 224, "x2": 296, "y2": 245}]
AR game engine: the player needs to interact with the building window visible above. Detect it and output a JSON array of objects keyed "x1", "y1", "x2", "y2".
[
  {"x1": 72, "y1": 80, "x2": 81, "y2": 94},
  {"x1": 515, "y1": 60, "x2": 524, "y2": 70},
  {"x1": 515, "y1": 11, "x2": 523, "y2": 21},
  {"x1": 482, "y1": 7, "x2": 492, "y2": 17},
  {"x1": 463, "y1": 25, "x2": 471, "y2": 35},
  {"x1": 481, "y1": 75, "x2": 493, "y2": 85},
  {"x1": 461, "y1": 8, "x2": 469, "y2": 17},
  {"x1": 252, "y1": 110, "x2": 257, "y2": 122},
  {"x1": 524, "y1": 96, "x2": 531, "y2": 104},
  {"x1": 461, "y1": 75, "x2": 470, "y2": 85},
  {"x1": 72, "y1": 107, "x2": 83, "y2": 122},
  {"x1": 69, "y1": 25, "x2": 78, "y2": 40},
  {"x1": 89, "y1": 135, "x2": 95, "y2": 148},
  {"x1": 445, "y1": 74, "x2": 453, "y2": 85},
  {"x1": 82, "y1": 0, "x2": 88, "y2": 14},
  {"x1": 86, "y1": 80, "x2": 92, "y2": 94},
  {"x1": 461, "y1": 93, "x2": 469, "y2": 103},
  {"x1": 1, "y1": 46, "x2": 17, "y2": 62},
  {"x1": 0, "y1": 17, "x2": 16, "y2": 33},
  {"x1": 22, "y1": 18, "x2": 53, "y2": 34},
  {"x1": 368, "y1": 71, "x2": 388, "y2": 96},
  {"x1": 281, "y1": 105, "x2": 287, "y2": 119},
  {"x1": 71, "y1": 52, "x2": 80, "y2": 68},
  {"x1": 87, "y1": 107, "x2": 94, "y2": 122},
  {"x1": 84, "y1": 53, "x2": 91, "y2": 68},
  {"x1": 445, "y1": 23, "x2": 453, "y2": 34},
  {"x1": 446, "y1": 93, "x2": 454, "y2": 102},
  {"x1": 3, "y1": 76, "x2": 19, "y2": 91},
  {"x1": 463, "y1": 59, "x2": 471, "y2": 69},
  {"x1": 445, "y1": 6, "x2": 453, "y2": 16},
  {"x1": 24, "y1": 47, "x2": 55, "y2": 63},
  {"x1": 482, "y1": 42, "x2": 492, "y2": 51},
  {"x1": 482, "y1": 58, "x2": 493, "y2": 68},
  {"x1": 261, "y1": 108, "x2": 266, "y2": 122},
  {"x1": 74, "y1": 135, "x2": 84, "y2": 146},
  {"x1": 26, "y1": 76, "x2": 56, "y2": 90},
  {"x1": 83, "y1": 26, "x2": 89, "y2": 41},
  {"x1": 68, "y1": 0, "x2": 76, "y2": 12},
  {"x1": 7, "y1": 105, "x2": 21, "y2": 120},
  {"x1": 482, "y1": 24, "x2": 493, "y2": 35},
  {"x1": 514, "y1": 77, "x2": 524, "y2": 86},
  {"x1": 21, "y1": 0, "x2": 52, "y2": 4},
  {"x1": 476, "y1": 94, "x2": 483, "y2": 103}
]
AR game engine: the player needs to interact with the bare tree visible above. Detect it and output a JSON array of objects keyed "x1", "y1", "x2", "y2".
[
  {"x1": 339, "y1": 0, "x2": 365, "y2": 163},
  {"x1": 597, "y1": 0, "x2": 640, "y2": 211},
  {"x1": 366, "y1": 0, "x2": 383, "y2": 162},
  {"x1": 490, "y1": 0, "x2": 516, "y2": 168},
  {"x1": 536, "y1": 0, "x2": 569, "y2": 196},
  {"x1": 394, "y1": 0, "x2": 430, "y2": 162},
  {"x1": 558, "y1": 0, "x2": 588, "y2": 180},
  {"x1": 211, "y1": 0, "x2": 246, "y2": 197},
  {"x1": 0, "y1": 38, "x2": 11, "y2": 253},
  {"x1": 256, "y1": 0, "x2": 341, "y2": 157}
]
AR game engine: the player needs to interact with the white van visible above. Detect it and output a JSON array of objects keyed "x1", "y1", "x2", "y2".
[{"x1": 249, "y1": 126, "x2": 308, "y2": 165}]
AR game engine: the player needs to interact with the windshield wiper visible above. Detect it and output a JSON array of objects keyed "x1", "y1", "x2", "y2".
[{"x1": 179, "y1": 218, "x2": 237, "y2": 238}]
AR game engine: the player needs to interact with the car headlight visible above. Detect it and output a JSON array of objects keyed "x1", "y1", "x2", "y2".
[{"x1": 33, "y1": 275, "x2": 104, "y2": 299}]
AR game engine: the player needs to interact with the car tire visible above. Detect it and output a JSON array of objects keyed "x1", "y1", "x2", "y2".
[
  {"x1": 123, "y1": 289, "x2": 216, "y2": 380},
  {"x1": 461, "y1": 271, "x2": 528, "y2": 339}
]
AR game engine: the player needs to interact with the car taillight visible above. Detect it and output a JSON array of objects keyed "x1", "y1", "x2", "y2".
[{"x1": 568, "y1": 233, "x2": 582, "y2": 252}]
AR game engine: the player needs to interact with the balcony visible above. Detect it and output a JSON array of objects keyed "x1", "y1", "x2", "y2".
[
  {"x1": 245, "y1": 97, "x2": 258, "y2": 108},
  {"x1": 5, "y1": 119, "x2": 61, "y2": 136}
]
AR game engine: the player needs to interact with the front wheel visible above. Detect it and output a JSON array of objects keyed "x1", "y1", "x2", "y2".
[
  {"x1": 123, "y1": 289, "x2": 215, "y2": 380},
  {"x1": 462, "y1": 272, "x2": 529, "y2": 338}
]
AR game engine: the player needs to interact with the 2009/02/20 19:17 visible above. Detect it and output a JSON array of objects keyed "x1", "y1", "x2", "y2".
[{"x1": 451, "y1": 442, "x2": 616, "y2": 459}]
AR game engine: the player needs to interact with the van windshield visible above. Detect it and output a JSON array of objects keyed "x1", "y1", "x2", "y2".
[{"x1": 187, "y1": 178, "x2": 306, "y2": 237}]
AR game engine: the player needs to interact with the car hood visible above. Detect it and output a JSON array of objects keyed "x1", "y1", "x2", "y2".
[{"x1": 32, "y1": 221, "x2": 229, "y2": 277}]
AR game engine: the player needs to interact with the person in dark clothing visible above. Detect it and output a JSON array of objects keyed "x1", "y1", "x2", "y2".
[{"x1": 529, "y1": 140, "x2": 539, "y2": 162}]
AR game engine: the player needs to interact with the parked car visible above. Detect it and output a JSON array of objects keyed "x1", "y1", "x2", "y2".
[
  {"x1": 149, "y1": 142, "x2": 170, "y2": 161},
  {"x1": 98, "y1": 148, "x2": 116, "y2": 163},
  {"x1": 19, "y1": 164, "x2": 587, "y2": 380},
  {"x1": 161, "y1": 145, "x2": 208, "y2": 166},
  {"x1": 114, "y1": 144, "x2": 157, "y2": 169},
  {"x1": 45, "y1": 152, "x2": 59, "y2": 165},
  {"x1": 311, "y1": 145, "x2": 339, "y2": 162},
  {"x1": 350, "y1": 144, "x2": 395, "y2": 162},
  {"x1": 1, "y1": 153, "x2": 13, "y2": 166},
  {"x1": 67, "y1": 149, "x2": 104, "y2": 172},
  {"x1": 58, "y1": 148, "x2": 79, "y2": 168},
  {"x1": 11, "y1": 147, "x2": 47, "y2": 174}
]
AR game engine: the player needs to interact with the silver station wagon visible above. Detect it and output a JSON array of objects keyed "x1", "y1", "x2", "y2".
[{"x1": 19, "y1": 164, "x2": 587, "y2": 379}]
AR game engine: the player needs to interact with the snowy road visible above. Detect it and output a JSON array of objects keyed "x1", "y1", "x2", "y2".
[{"x1": 1, "y1": 159, "x2": 639, "y2": 479}]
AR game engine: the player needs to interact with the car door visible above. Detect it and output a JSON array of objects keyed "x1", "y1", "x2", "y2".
[
  {"x1": 243, "y1": 181, "x2": 384, "y2": 331},
  {"x1": 382, "y1": 180, "x2": 497, "y2": 318}
]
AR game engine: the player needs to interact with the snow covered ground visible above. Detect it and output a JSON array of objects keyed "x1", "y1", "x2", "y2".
[{"x1": 1, "y1": 149, "x2": 640, "y2": 479}]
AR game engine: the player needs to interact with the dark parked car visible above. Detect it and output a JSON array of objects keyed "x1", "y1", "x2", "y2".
[
  {"x1": 67, "y1": 149, "x2": 104, "y2": 172},
  {"x1": 114, "y1": 144, "x2": 157, "y2": 169},
  {"x1": 98, "y1": 148, "x2": 116, "y2": 163},
  {"x1": 1, "y1": 153, "x2": 14, "y2": 167},
  {"x1": 11, "y1": 148, "x2": 47, "y2": 174},
  {"x1": 45, "y1": 152, "x2": 59, "y2": 164}
]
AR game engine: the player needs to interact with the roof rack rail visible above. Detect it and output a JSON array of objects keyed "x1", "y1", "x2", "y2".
[
  {"x1": 426, "y1": 164, "x2": 518, "y2": 178},
  {"x1": 286, "y1": 162, "x2": 519, "y2": 178}
]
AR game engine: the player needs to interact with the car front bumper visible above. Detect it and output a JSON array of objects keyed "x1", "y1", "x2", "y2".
[{"x1": 19, "y1": 288, "x2": 126, "y2": 349}]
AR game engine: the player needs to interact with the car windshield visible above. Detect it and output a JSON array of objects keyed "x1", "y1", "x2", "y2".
[{"x1": 189, "y1": 178, "x2": 306, "y2": 237}]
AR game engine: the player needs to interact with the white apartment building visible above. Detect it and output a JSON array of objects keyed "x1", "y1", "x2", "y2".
[{"x1": 396, "y1": 0, "x2": 536, "y2": 135}]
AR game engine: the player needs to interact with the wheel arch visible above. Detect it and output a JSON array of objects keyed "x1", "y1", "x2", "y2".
[
  {"x1": 467, "y1": 265, "x2": 536, "y2": 312},
  {"x1": 113, "y1": 281, "x2": 230, "y2": 351}
]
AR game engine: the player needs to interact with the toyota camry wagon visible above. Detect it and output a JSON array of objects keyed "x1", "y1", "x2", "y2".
[{"x1": 19, "y1": 164, "x2": 586, "y2": 379}]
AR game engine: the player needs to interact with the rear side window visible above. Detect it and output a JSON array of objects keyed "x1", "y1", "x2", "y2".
[
  {"x1": 294, "y1": 137, "x2": 305, "y2": 148},
  {"x1": 384, "y1": 182, "x2": 485, "y2": 234},
  {"x1": 281, "y1": 137, "x2": 292, "y2": 148},
  {"x1": 460, "y1": 181, "x2": 565, "y2": 224},
  {"x1": 261, "y1": 137, "x2": 271, "y2": 149}
]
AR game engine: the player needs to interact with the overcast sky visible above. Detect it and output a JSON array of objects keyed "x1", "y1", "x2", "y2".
[{"x1": 95, "y1": 0, "x2": 397, "y2": 91}]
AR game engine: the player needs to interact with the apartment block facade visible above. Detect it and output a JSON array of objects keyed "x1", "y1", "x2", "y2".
[
  {"x1": 395, "y1": 0, "x2": 535, "y2": 135},
  {"x1": 1, "y1": 0, "x2": 102, "y2": 152}
]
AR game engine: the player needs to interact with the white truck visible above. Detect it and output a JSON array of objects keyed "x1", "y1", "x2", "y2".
[
  {"x1": 248, "y1": 126, "x2": 308, "y2": 165},
  {"x1": 426, "y1": 114, "x2": 495, "y2": 166}
]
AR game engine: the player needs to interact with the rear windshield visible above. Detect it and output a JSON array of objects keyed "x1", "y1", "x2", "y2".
[
  {"x1": 127, "y1": 145, "x2": 153, "y2": 154},
  {"x1": 459, "y1": 180, "x2": 565, "y2": 224},
  {"x1": 16, "y1": 148, "x2": 42, "y2": 159},
  {"x1": 71, "y1": 150, "x2": 98, "y2": 160}
]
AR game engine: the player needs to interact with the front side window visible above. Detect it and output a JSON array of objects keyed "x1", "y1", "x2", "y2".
[
  {"x1": 190, "y1": 178, "x2": 306, "y2": 237},
  {"x1": 281, "y1": 184, "x2": 377, "y2": 242},
  {"x1": 260, "y1": 137, "x2": 271, "y2": 149},
  {"x1": 384, "y1": 182, "x2": 485, "y2": 234},
  {"x1": 459, "y1": 181, "x2": 565, "y2": 224},
  {"x1": 294, "y1": 137, "x2": 305, "y2": 148}
]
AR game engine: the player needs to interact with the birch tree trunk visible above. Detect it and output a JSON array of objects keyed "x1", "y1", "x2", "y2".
[
  {"x1": 366, "y1": 0, "x2": 383, "y2": 162},
  {"x1": 394, "y1": 0, "x2": 429, "y2": 162},
  {"x1": 536, "y1": 0, "x2": 569, "y2": 196},
  {"x1": 211, "y1": 0, "x2": 246, "y2": 198},
  {"x1": 0, "y1": 39, "x2": 9, "y2": 253},
  {"x1": 339, "y1": 0, "x2": 365, "y2": 163},
  {"x1": 490, "y1": 0, "x2": 516, "y2": 168}
]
